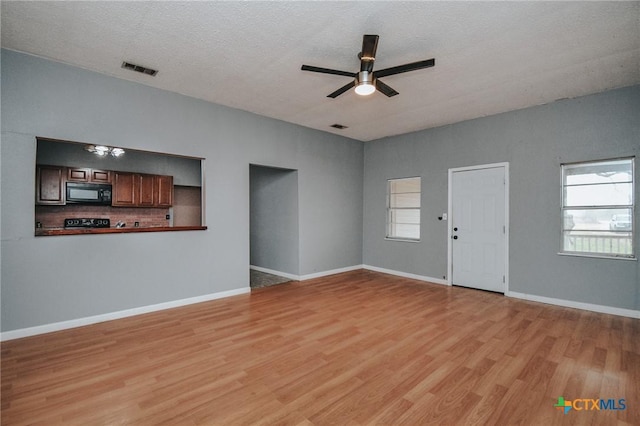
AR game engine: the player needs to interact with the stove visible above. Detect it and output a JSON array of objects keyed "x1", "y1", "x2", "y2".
[{"x1": 64, "y1": 218, "x2": 111, "y2": 228}]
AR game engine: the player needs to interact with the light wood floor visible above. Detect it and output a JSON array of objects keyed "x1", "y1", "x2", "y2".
[{"x1": 2, "y1": 270, "x2": 638, "y2": 425}]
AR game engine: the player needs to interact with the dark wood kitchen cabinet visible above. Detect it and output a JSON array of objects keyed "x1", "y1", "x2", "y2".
[
  {"x1": 154, "y1": 175, "x2": 174, "y2": 207},
  {"x1": 112, "y1": 172, "x2": 136, "y2": 206},
  {"x1": 137, "y1": 174, "x2": 156, "y2": 207},
  {"x1": 112, "y1": 172, "x2": 173, "y2": 207},
  {"x1": 36, "y1": 165, "x2": 65, "y2": 205},
  {"x1": 67, "y1": 167, "x2": 111, "y2": 183},
  {"x1": 91, "y1": 169, "x2": 111, "y2": 183},
  {"x1": 67, "y1": 167, "x2": 90, "y2": 182}
]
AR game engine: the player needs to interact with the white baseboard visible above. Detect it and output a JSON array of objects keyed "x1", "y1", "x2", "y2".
[
  {"x1": 250, "y1": 264, "x2": 366, "y2": 281},
  {"x1": 507, "y1": 291, "x2": 640, "y2": 319},
  {"x1": 250, "y1": 265, "x2": 300, "y2": 281},
  {"x1": 362, "y1": 265, "x2": 449, "y2": 286},
  {"x1": 299, "y1": 264, "x2": 364, "y2": 281},
  {"x1": 10, "y1": 269, "x2": 634, "y2": 341},
  {"x1": 2, "y1": 264, "x2": 362, "y2": 341},
  {"x1": 0, "y1": 287, "x2": 250, "y2": 342}
]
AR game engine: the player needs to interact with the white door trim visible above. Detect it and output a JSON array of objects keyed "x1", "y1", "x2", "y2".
[{"x1": 447, "y1": 162, "x2": 509, "y2": 293}]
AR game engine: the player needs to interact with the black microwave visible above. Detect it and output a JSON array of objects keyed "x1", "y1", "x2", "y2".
[{"x1": 66, "y1": 182, "x2": 112, "y2": 205}]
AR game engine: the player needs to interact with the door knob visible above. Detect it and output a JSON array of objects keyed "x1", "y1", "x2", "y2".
[
  {"x1": 453, "y1": 227, "x2": 458, "y2": 231},
  {"x1": 452, "y1": 235, "x2": 458, "y2": 240}
]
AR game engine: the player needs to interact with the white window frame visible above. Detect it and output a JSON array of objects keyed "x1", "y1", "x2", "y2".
[
  {"x1": 386, "y1": 176, "x2": 421, "y2": 242},
  {"x1": 560, "y1": 157, "x2": 635, "y2": 260}
]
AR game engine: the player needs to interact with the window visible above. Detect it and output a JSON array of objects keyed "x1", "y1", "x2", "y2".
[
  {"x1": 387, "y1": 177, "x2": 421, "y2": 240},
  {"x1": 561, "y1": 158, "x2": 634, "y2": 258}
]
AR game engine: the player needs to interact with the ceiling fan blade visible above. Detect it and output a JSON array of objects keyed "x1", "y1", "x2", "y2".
[
  {"x1": 301, "y1": 65, "x2": 356, "y2": 78},
  {"x1": 360, "y1": 34, "x2": 379, "y2": 72},
  {"x1": 327, "y1": 81, "x2": 356, "y2": 98},
  {"x1": 375, "y1": 79, "x2": 399, "y2": 97},
  {"x1": 374, "y1": 58, "x2": 435, "y2": 78}
]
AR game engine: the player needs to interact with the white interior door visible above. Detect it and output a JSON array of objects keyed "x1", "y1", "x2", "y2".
[{"x1": 450, "y1": 165, "x2": 507, "y2": 293}]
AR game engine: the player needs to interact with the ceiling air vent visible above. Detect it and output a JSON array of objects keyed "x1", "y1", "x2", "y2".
[
  {"x1": 330, "y1": 124, "x2": 348, "y2": 130},
  {"x1": 121, "y1": 61, "x2": 158, "y2": 76}
]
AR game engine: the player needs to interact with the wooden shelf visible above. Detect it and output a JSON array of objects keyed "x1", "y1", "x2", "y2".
[{"x1": 35, "y1": 226, "x2": 207, "y2": 237}]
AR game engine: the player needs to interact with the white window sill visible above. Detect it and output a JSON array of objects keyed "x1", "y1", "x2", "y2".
[
  {"x1": 385, "y1": 237, "x2": 421, "y2": 243},
  {"x1": 558, "y1": 252, "x2": 637, "y2": 261}
]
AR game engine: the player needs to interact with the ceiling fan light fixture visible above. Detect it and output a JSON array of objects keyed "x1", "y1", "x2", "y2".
[
  {"x1": 355, "y1": 71, "x2": 375, "y2": 96},
  {"x1": 301, "y1": 35, "x2": 434, "y2": 99},
  {"x1": 355, "y1": 82, "x2": 375, "y2": 96}
]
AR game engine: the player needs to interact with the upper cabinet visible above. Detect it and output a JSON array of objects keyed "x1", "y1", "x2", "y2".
[
  {"x1": 36, "y1": 165, "x2": 65, "y2": 205},
  {"x1": 112, "y1": 172, "x2": 136, "y2": 206},
  {"x1": 67, "y1": 167, "x2": 111, "y2": 183},
  {"x1": 91, "y1": 169, "x2": 111, "y2": 183},
  {"x1": 112, "y1": 172, "x2": 173, "y2": 207},
  {"x1": 155, "y1": 175, "x2": 174, "y2": 207},
  {"x1": 39, "y1": 166, "x2": 173, "y2": 208},
  {"x1": 137, "y1": 173, "x2": 156, "y2": 207}
]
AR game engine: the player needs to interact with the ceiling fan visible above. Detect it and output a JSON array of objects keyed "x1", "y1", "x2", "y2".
[{"x1": 301, "y1": 34, "x2": 435, "y2": 98}]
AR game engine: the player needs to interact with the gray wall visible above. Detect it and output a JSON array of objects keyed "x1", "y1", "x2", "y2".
[
  {"x1": 1, "y1": 49, "x2": 363, "y2": 332},
  {"x1": 37, "y1": 139, "x2": 202, "y2": 187},
  {"x1": 363, "y1": 85, "x2": 640, "y2": 310},
  {"x1": 250, "y1": 165, "x2": 299, "y2": 275},
  {"x1": 1, "y1": 48, "x2": 636, "y2": 333}
]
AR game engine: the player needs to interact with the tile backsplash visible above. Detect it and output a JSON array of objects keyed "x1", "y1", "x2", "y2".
[{"x1": 36, "y1": 205, "x2": 170, "y2": 229}]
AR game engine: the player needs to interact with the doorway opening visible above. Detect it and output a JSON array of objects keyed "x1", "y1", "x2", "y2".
[
  {"x1": 448, "y1": 162, "x2": 509, "y2": 294},
  {"x1": 249, "y1": 164, "x2": 299, "y2": 289}
]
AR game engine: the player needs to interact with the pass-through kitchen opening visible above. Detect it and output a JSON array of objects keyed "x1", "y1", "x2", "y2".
[{"x1": 34, "y1": 137, "x2": 206, "y2": 236}]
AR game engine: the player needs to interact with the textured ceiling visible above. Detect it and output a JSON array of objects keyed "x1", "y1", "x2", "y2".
[{"x1": 2, "y1": 1, "x2": 639, "y2": 141}]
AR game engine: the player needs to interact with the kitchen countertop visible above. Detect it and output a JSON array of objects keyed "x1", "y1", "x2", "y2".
[{"x1": 35, "y1": 226, "x2": 207, "y2": 236}]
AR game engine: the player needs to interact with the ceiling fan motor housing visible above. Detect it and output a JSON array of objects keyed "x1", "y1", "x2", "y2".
[{"x1": 357, "y1": 71, "x2": 373, "y2": 86}]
